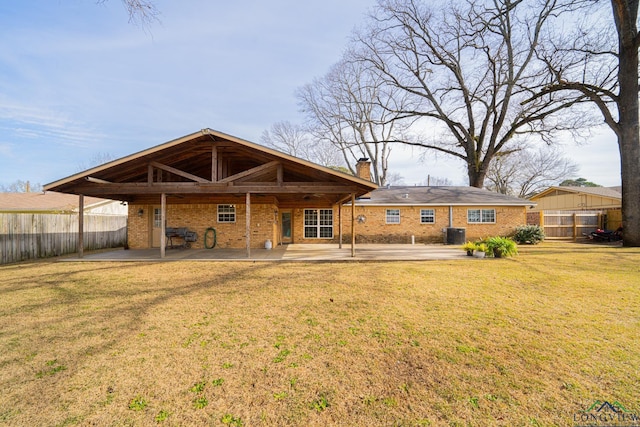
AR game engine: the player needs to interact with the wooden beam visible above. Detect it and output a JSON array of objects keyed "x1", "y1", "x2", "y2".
[
  {"x1": 160, "y1": 193, "x2": 166, "y2": 258},
  {"x1": 211, "y1": 145, "x2": 218, "y2": 182},
  {"x1": 147, "y1": 164, "x2": 153, "y2": 185},
  {"x1": 336, "y1": 194, "x2": 354, "y2": 205},
  {"x1": 73, "y1": 182, "x2": 364, "y2": 195},
  {"x1": 150, "y1": 161, "x2": 210, "y2": 183},
  {"x1": 351, "y1": 193, "x2": 356, "y2": 258},
  {"x1": 277, "y1": 163, "x2": 283, "y2": 186},
  {"x1": 246, "y1": 192, "x2": 251, "y2": 258},
  {"x1": 338, "y1": 203, "x2": 343, "y2": 249},
  {"x1": 78, "y1": 194, "x2": 84, "y2": 258},
  {"x1": 218, "y1": 161, "x2": 280, "y2": 183}
]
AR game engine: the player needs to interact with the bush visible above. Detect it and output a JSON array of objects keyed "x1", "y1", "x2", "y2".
[
  {"x1": 484, "y1": 236, "x2": 518, "y2": 258},
  {"x1": 461, "y1": 241, "x2": 478, "y2": 254},
  {"x1": 513, "y1": 225, "x2": 545, "y2": 245}
]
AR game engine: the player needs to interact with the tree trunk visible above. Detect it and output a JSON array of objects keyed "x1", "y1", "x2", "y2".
[
  {"x1": 617, "y1": 49, "x2": 640, "y2": 247},
  {"x1": 467, "y1": 164, "x2": 487, "y2": 188},
  {"x1": 613, "y1": 0, "x2": 640, "y2": 247}
]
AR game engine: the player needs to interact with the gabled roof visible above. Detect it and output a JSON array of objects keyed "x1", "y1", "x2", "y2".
[
  {"x1": 356, "y1": 186, "x2": 534, "y2": 206},
  {"x1": 44, "y1": 129, "x2": 377, "y2": 207},
  {"x1": 0, "y1": 192, "x2": 116, "y2": 213},
  {"x1": 530, "y1": 186, "x2": 621, "y2": 201}
]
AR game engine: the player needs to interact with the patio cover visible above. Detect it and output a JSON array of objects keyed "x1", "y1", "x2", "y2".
[{"x1": 44, "y1": 128, "x2": 378, "y2": 258}]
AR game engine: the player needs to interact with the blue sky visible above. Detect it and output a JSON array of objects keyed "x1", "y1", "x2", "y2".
[{"x1": 0, "y1": 0, "x2": 622, "y2": 189}]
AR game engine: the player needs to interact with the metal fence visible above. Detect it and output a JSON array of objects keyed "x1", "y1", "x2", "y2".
[{"x1": 0, "y1": 213, "x2": 127, "y2": 264}]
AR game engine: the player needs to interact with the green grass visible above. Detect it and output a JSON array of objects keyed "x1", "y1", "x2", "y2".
[{"x1": 0, "y1": 242, "x2": 638, "y2": 425}]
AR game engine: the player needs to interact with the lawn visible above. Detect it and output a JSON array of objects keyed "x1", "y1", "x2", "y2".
[{"x1": 0, "y1": 242, "x2": 638, "y2": 426}]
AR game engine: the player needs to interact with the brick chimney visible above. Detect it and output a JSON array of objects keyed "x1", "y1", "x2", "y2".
[{"x1": 356, "y1": 158, "x2": 372, "y2": 182}]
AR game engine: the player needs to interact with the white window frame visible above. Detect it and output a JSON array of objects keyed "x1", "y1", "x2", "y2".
[
  {"x1": 386, "y1": 209, "x2": 401, "y2": 224},
  {"x1": 304, "y1": 209, "x2": 333, "y2": 239},
  {"x1": 467, "y1": 209, "x2": 496, "y2": 224},
  {"x1": 420, "y1": 209, "x2": 435, "y2": 224},
  {"x1": 217, "y1": 204, "x2": 236, "y2": 223}
]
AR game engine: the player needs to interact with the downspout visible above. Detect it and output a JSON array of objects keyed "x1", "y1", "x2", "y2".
[{"x1": 446, "y1": 205, "x2": 454, "y2": 244}]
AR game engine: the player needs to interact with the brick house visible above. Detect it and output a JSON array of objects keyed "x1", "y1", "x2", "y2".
[
  {"x1": 44, "y1": 129, "x2": 377, "y2": 257},
  {"x1": 44, "y1": 129, "x2": 533, "y2": 257},
  {"x1": 344, "y1": 178, "x2": 532, "y2": 244}
]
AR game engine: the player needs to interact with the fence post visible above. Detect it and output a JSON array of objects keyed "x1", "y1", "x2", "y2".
[{"x1": 573, "y1": 213, "x2": 578, "y2": 241}]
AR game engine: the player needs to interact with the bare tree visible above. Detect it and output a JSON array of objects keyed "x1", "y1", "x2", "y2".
[
  {"x1": 1, "y1": 180, "x2": 42, "y2": 193},
  {"x1": 386, "y1": 172, "x2": 406, "y2": 185},
  {"x1": 260, "y1": 121, "x2": 343, "y2": 168},
  {"x1": 97, "y1": 0, "x2": 160, "y2": 26},
  {"x1": 485, "y1": 146, "x2": 579, "y2": 198},
  {"x1": 353, "y1": 0, "x2": 591, "y2": 188},
  {"x1": 77, "y1": 152, "x2": 117, "y2": 172},
  {"x1": 261, "y1": 121, "x2": 311, "y2": 158},
  {"x1": 526, "y1": 0, "x2": 640, "y2": 246},
  {"x1": 297, "y1": 53, "x2": 412, "y2": 185},
  {"x1": 422, "y1": 176, "x2": 453, "y2": 186}
]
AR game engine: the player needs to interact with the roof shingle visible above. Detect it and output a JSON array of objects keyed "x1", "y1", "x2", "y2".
[
  {"x1": 356, "y1": 186, "x2": 534, "y2": 206},
  {"x1": 0, "y1": 192, "x2": 114, "y2": 212}
]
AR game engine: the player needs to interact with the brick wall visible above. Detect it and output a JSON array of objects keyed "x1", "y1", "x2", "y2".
[
  {"x1": 127, "y1": 204, "x2": 149, "y2": 248},
  {"x1": 128, "y1": 203, "x2": 278, "y2": 249},
  {"x1": 337, "y1": 205, "x2": 527, "y2": 243},
  {"x1": 129, "y1": 203, "x2": 527, "y2": 248},
  {"x1": 339, "y1": 205, "x2": 450, "y2": 244},
  {"x1": 451, "y1": 205, "x2": 527, "y2": 240}
]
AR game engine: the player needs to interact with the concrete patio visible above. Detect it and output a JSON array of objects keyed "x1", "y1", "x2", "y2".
[{"x1": 65, "y1": 244, "x2": 467, "y2": 262}]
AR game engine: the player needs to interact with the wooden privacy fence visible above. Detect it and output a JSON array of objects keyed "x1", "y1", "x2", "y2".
[
  {"x1": 529, "y1": 210, "x2": 603, "y2": 240},
  {"x1": 0, "y1": 213, "x2": 127, "y2": 264}
]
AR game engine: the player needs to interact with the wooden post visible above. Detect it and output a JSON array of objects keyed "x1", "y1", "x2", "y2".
[
  {"x1": 573, "y1": 212, "x2": 578, "y2": 242},
  {"x1": 160, "y1": 193, "x2": 166, "y2": 258},
  {"x1": 351, "y1": 193, "x2": 356, "y2": 257},
  {"x1": 277, "y1": 163, "x2": 283, "y2": 186},
  {"x1": 338, "y1": 203, "x2": 343, "y2": 249},
  {"x1": 78, "y1": 194, "x2": 84, "y2": 258},
  {"x1": 211, "y1": 145, "x2": 218, "y2": 182},
  {"x1": 246, "y1": 192, "x2": 251, "y2": 258}
]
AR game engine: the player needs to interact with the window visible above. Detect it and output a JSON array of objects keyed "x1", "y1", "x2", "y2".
[
  {"x1": 420, "y1": 209, "x2": 435, "y2": 224},
  {"x1": 153, "y1": 208, "x2": 162, "y2": 228},
  {"x1": 386, "y1": 209, "x2": 401, "y2": 224},
  {"x1": 467, "y1": 209, "x2": 496, "y2": 224},
  {"x1": 217, "y1": 204, "x2": 236, "y2": 223},
  {"x1": 304, "y1": 209, "x2": 333, "y2": 238}
]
